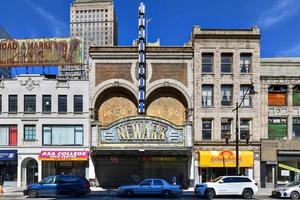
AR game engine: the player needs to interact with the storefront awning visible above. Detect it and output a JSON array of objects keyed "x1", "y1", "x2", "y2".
[
  {"x1": 39, "y1": 150, "x2": 89, "y2": 161},
  {"x1": 199, "y1": 150, "x2": 253, "y2": 168}
]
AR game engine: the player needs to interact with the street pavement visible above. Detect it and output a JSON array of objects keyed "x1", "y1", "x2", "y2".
[{"x1": 0, "y1": 188, "x2": 277, "y2": 200}]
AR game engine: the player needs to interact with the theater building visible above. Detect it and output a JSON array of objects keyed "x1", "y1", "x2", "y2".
[
  {"x1": 89, "y1": 46, "x2": 194, "y2": 188},
  {"x1": 0, "y1": 75, "x2": 90, "y2": 187},
  {"x1": 191, "y1": 27, "x2": 262, "y2": 185}
]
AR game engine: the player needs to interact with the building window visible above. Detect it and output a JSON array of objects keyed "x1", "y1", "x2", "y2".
[
  {"x1": 43, "y1": 125, "x2": 83, "y2": 146},
  {"x1": 221, "y1": 118, "x2": 232, "y2": 139},
  {"x1": 8, "y1": 95, "x2": 18, "y2": 113},
  {"x1": 240, "y1": 85, "x2": 252, "y2": 107},
  {"x1": 202, "y1": 119, "x2": 212, "y2": 140},
  {"x1": 293, "y1": 118, "x2": 300, "y2": 138},
  {"x1": 0, "y1": 95, "x2": 2, "y2": 113},
  {"x1": 240, "y1": 54, "x2": 251, "y2": 73},
  {"x1": 0, "y1": 125, "x2": 17, "y2": 146},
  {"x1": 202, "y1": 53, "x2": 213, "y2": 73},
  {"x1": 240, "y1": 119, "x2": 251, "y2": 140},
  {"x1": 24, "y1": 125, "x2": 36, "y2": 141},
  {"x1": 221, "y1": 85, "x2": 233, "y2": 106},
  {"x1": 268, "y1": 85, "x2": 287, "y2": 106},
  {"x1": 58, "y1": 95, "x2": 67, "y2": 113},
  {"x1": 293, "y1": 85, "x2": 300, "y2": 106},
  {"x1": 221, "y1": 53, "x2": 233, "y2": 73},
  {"x1": 42, "y1": 95, "x2": 51, "y2": 113},
  {"x1": 74, "y1": 95, "x2": 83, "y2": 113},
  {"x1": 268, "y1": 117, "x2": 287, "y2": 139},
  {"x1": 24, "y1": 95, "x2": 36, "y2": 113},
  {"x1": 202, "y1": 85, "x2": 213, "y2": 106}
]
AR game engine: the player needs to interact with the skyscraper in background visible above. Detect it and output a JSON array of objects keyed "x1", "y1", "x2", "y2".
[
  {"x1": 59, "y1": 0, "x2": 118, "y2": 79},
  {"x1": 0, "y1": 26, "x2": 13, "y2": 78}
]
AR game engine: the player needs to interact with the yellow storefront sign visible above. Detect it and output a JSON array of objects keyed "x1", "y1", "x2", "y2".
[{"x1": 199, "y1": 150, "x2": 254, "y2": 168}]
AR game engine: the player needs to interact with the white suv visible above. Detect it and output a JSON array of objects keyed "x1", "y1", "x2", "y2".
[{"x1": 194, "y1": 176, "x2": 258, "y2": 199}]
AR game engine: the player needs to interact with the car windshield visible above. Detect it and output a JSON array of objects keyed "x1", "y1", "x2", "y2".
[
  {"x1": 286, "y1": 181, "x2": 300, "y2": 187},
  {"x1": 211, "y1": 177, "x2": 223, "y2": 182}
]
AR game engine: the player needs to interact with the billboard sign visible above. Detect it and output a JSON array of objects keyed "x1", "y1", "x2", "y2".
[{"x1": 0, "y1": 38, "x2": 82, "y2": 67}]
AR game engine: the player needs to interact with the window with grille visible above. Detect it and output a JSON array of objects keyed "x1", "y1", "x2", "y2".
[
  {"x1": 202, "y1": 53, "x2": 213, "y2": 73},
  {"x1": 0, "y1": 95, "x2": 2, "y2": 113},
  {"x1": 202, "y1": 119, "x2": 212, "y2": 140},
  {"x1": 58, "y1": 95, "x2": 67, "y2": 113},
  {"x1": 24, "y1": 95, "x2": 36, "y2": 113},
  {"x1": 240, "y1": 119, "x2": 251, "y2": 140},
  {"x1": 221, "y1": 85, "x2": 233, "y2": 106},
  {"x1": 221, "y1": 53, "x2": 233, "y2": 73},
  {"x1": 202, "y1": 85, "x2": 213, "y2": 106},
  {"x1": 240, "y1": 54, "x2": 251, "y2": 73},
  {"x1": 43, "y1": 95, "x2": 51, "y2": 113},
  {"x1": 24, "y1": 125, "x2": 36, "y2": 141},
  {"x1": 8, "y1": 95, "x2": 18, "y2": 113},
  {"x1": 240, "y1": 85, "x2": 252, "y2": 107},
  {"x1": 221, "y1": 118, "x2": 232, "y2": 139},
  {"x1": 74, "y1": 95, "x2": 83, "y2": 113},
  {"x1": 268, "y1": 117, "x2": 287, "y2": 139},
  {"x1": 293, "y1": 118, "x2": 300, "y2": 138}
]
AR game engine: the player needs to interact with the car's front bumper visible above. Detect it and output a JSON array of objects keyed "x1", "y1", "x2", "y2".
[
  {"x1": 194, "y1": 188, "x2": 205, "y2": 196},
  {"x1": 23, "y1": 189, "x2": 29, "y2": 195},
  {"x1": 271, "y1": 190, "x2": 290, "y2": 198}
]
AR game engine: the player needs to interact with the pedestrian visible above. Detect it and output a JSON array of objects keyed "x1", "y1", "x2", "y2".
[{"x1": 0, "y1": 169, "x2": 4, "y2": 193}]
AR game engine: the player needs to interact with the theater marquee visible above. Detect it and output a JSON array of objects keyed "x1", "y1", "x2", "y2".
[
  {"x1": 100, "y1": 117, "x2": 184, "y2": 143},
  {"x1": 0, "y1": 38, "x2": 82, "y2": 67}
]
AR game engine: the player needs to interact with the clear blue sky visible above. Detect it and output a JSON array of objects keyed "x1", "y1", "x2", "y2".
[{"x1": 0, "y1": 0, "x2": 300, "y2": 74}]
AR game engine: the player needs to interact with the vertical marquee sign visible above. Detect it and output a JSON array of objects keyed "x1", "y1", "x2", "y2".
[{"x1": 138, "y1": 2, "x2": 146, "y2": 114}]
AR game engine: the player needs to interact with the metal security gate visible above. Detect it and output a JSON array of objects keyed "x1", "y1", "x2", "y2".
[
  {"x1": 95, "y1": 155, "x2": 189, "y2": 189},
  {"x1": 142, "y1": 157, "x2": 189, "y2": 188},
  {"x1": 95, "y1": 156, "x2": 140, "y2": 188}
]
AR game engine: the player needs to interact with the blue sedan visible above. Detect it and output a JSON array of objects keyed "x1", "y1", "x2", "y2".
[{"x1": 117, "y1": 178, "x2": 182, "y2": 198}]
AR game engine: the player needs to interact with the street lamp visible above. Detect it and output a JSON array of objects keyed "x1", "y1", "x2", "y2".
[{"x1": 232, "y1": 83, "x2": 257, "y2": 175}]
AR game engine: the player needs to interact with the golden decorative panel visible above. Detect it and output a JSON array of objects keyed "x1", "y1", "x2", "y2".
[
  {"x1": 146, "y1": 97, "x2": 186, "y2": 126},
  {"x1": 98, "y1": 96, "x2": 137, "y2": 126}
]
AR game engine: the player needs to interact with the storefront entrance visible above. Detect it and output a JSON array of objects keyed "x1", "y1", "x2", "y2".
[
  {"x1": 26, "y1": 159, "x2": 38, "y2": 185},
  {"x1": 198, "y1": 150, "x2": 254, "y2": 183},
  {"x1": 42, "y1": 161, "x2": 87, "y2": 178},
  {"x1": 0, "y1": 150, "x2": 18, "y2": 186},
  {"x1": 94, "y1": 152, "x2": 189, "y2": 188}
]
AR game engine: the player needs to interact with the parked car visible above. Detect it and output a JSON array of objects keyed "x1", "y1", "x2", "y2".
[
  {"x1": 271, "y1": 180, "x2": 300, "y2": 199},
  {"x1": 117, "y1": 178, "x2": 182, "y2": 198},
  {"x1": 23, "y1": 175, "x2": 90, "y2": 198},
  {"x1": 194, "y1": 176, "x2": 258, "y2": 199}
]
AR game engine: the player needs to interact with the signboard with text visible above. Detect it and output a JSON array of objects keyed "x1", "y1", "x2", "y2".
[
  {"x1": 100, "y1": 117, "x2": 184, "y2": 144},
  {"x1": 39, "y1": 150, "x2": 89, "y2": 161},
  {"x1": 0, "y1": 38, "x2": 82, "y2": 67},
  {"x1": 0, "y1": 150, "x2": 17, "y2": 161},
  {"x1": 199, "y1": 150, "x2": 254, "y2": 168}
]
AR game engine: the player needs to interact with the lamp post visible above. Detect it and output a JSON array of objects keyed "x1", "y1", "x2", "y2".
[{"x1": 232, "y1": 83, "x2": 257, "y2": 175}]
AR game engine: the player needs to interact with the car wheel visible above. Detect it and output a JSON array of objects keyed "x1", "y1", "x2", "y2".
[
  {"x1": 290, "y1": 191, "x2": 299, "y2": 200},
  {"x1": 28, "y1": 190, "x2": 38, "y2": 198},
  {"x1": 161, "y1": 190, "x2": 172, "y2": 198},
  {"x1": 242, "y1": 188, "x2": 254, "y2": 199},
  {"x1": 204, "y1": 189, "x2": 215, "y2": 199},
  {"x1": 124, "y1": 189, "x2": 134, "y2": 197}
]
